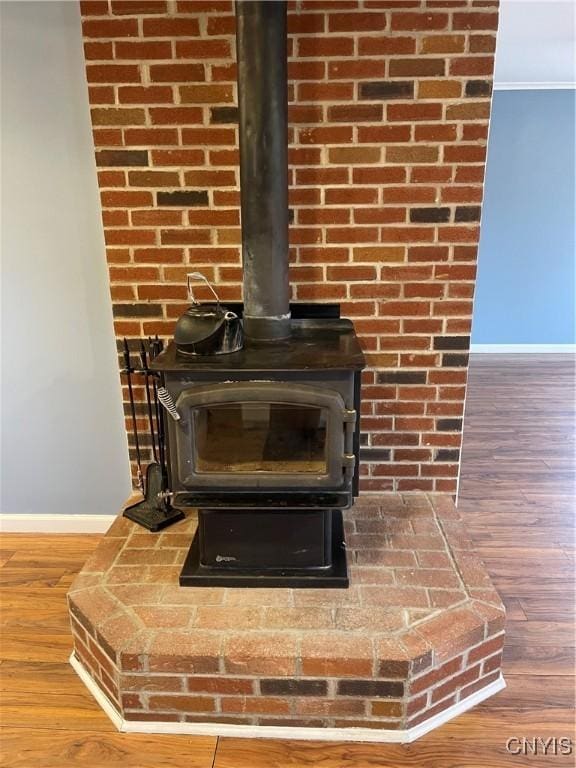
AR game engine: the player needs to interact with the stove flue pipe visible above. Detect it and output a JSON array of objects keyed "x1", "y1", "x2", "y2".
[{"x1": 235, "y1": 0, "x2": 291, "y2": 340}]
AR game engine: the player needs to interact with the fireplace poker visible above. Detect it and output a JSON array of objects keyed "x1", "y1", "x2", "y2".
[
  {"x1": 149, "y1": 337, "x2": 167, "y2": 485},
  {"x1": 140, "y1": 341, "x2": 158, "y2": 464},
  {"x1": 122, "y1": 339, "x2": 144, "y2": 494}
]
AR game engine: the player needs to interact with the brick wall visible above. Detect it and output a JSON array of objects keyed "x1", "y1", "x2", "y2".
[{"x1": 80, "y1": 0, "x2": 498, "y2": 494}]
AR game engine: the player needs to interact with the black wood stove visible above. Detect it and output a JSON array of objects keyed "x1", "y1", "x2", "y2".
[{"x1": 124, "y1": 0, "x2": 365, "y2": 588}]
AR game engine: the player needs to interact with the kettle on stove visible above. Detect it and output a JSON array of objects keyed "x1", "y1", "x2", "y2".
[{"x1": 174, "y1": 273, "x2": 244, "y2": 356}]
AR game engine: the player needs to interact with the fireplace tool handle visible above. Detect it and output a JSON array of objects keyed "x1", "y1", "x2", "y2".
[
  {"x1": 122, "y1": 338, "x2": 144, "y2": 494},
  {"x1": 150, "y1": 337, "x2": 169, "y2": 488},
  {"x1": 139, "y1": 341, "x2": 158, "y2": 463}
]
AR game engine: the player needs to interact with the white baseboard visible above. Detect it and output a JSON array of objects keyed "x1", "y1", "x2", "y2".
[
  {"x1": 471, "y1": 344, "x2": 576, "y2": 353},
  {"x1": 494, "y1": 82, "x2": 576, "y2": 91},
  {"x1": 0, "y1": 513, "x2": 117, "y2": 533},
  {"x1": 70, "y1": 653, "x2": 505, "y2": 744}
]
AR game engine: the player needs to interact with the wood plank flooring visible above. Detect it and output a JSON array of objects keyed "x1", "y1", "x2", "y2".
[{"x1": 1, "y1": 354, "x2": 574, "y2": 767}]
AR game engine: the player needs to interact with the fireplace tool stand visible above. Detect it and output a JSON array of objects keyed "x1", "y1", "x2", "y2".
[{"x1": 122, "y1": 337, "x2": 185, "y2": 532}]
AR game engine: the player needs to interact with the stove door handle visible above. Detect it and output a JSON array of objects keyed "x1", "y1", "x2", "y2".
[
  {"x1": 342, "y1": 408, "x2": 357, "y2": 480},
  {"x1": 343, "y1": 454, "x2": 356, "y2": 481},
  {"x1": 343, "y1": 408, "x2": 356, "y2": 453}
]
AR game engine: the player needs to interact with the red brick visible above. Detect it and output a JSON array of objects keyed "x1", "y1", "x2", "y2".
[
  {"x1": 468, "y1": 635, "x2": 504, "y2": 665},
  {"x1": 206, "y1": 15, "x2": 236, "y2": 35},
  {"x1": 124, "y1": 128, "x2": 179, "y2": 146},
  {"x1": 221, "y1": 697, "x2": 290, "y2": 715},
  {"x1": 175, "y1": 40, "x2": 231, "y2": 58},
  {"x1": 92, "y1": 108, "x2": 145, "y2": 126},
  {"x1": 298, "y1": 208, "x2": 350, "y2": 225},
  {"x1": 431, "y1": 663, "x2": 481, "y2": 703},
  {"x1": 328, "y1": 12, "x2": 387, "y2": 32},
  {"x1": 301, "y1": 635, "x2": 373, "y2": 677},
  {"x1": 142, "y1": 17, "x2": 199, "y2": 36},
  {"x1": 328, "y1": 104, "x2": 383, "y2": 123},
  {"x1": 149, "y1": 64, "x2": 205, "y2": 83},
  {"x1": 453, "y1": 12, "x2": 499, "y2": 30},
  {"x1": 444, "y1": 145, "x2": 487, "y2": 163},
  {"x1": 115, "y1": 41, "x2": 172, "y2": 59},
  {"x1": 298, "y1": 83, "x2": 353, "y2": 102},
  {"x1": 89, "y1": 86, "x2": 115, "y2": 105},
  {"x1": 118, "y1": 86, "x2": 173, "y2": 104},
  {"x1": 388, "y1": 103, "x2": 443, "y2": 122},
  {"x1": 354, "y1": 208, "x2": 406, "y2": 225},
  {"x1": 133, "y1": 248, "x2": 185, "y2": 264},
  {"x1": 181, "y1": 128, "x2": 235, "y2": 146},
  {"x1": 148, "y1": 695, "x2": 216, "y2": 712},
  {"x1": 469, "y1": 34, "x2": 497, "y2": 53},
  {"x1": 151, "y1": 149, "x2": 204, "y2": 166},
  {"x1": 357, "y1": 125, "x2": 412, "y2": 143},
  {"x1": 111, "y1": 1, "x2": 167, "y2": 13},
  {"x1": 87, "y1": 65, "x2": 141, "y2": 84},
  {"x1": 421, "y1": 34, "x2": 466, "y2": 53},
  {"x1": 80, "y1": 1, "x2": 109, "y2": 15},
  {"x1": 358, "y1": 36, "x2": 416, "y2": 55},
  {"x1": 176, "y1": 0, "x2": 231, "y2": 10},
  {"x1": 381, "y1": 227, "x2": 435, "y2": 243},
  {"x1": 352, "y1": 167, "x2": 405, "y2": 184},
  {"x1": 410, "y1": 693, "x2": 457, "y2": 726},
  {"x1": 101, "y1": 190, "x2": 153, "y2": 207},
  {"x1": 391, "y1": 12, "x2": 448, "y2": 30},
  {"x1": 83, "y1": 19, "x2": 139, "y2": 37},
  {"x1": 149, "y1": 107, "x2": 203, "y2": 125},
  {"x1": 450, "y1": 57, "x2": 495, "y2": 76},
  {"x1": 325, "y1": 187, "x2": 378, "y2": 205},
  {"x1": 84, "y1": 41, "x2": 113, "y2": 59},
  {"x1": 298, "y1": 36, "x2": 354, "y2": 57},
  {"x1": 105, "y1": 228, "x2": 155, "y2": 245},
  {"x1": 103, "y1": 210, "x2": 129, "y2": 227},
  {"x1": 328, "y1": 60, "x2": 386, "y2": 80},
  {"x1": 415, "y1": 124, "x2": 458, "y2": 142},
  {"x1": 180, "y1": 84, "x2": 233, "y2": 104}
]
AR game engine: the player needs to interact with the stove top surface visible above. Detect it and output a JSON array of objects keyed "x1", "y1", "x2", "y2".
[{"x1": 151, "y1": 318, "x2": 365, "y2": 372}]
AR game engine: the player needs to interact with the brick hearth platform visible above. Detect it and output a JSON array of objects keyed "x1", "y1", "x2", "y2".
[{"x1": 67, "y1": 494, "x2": 505, "y2": 740}]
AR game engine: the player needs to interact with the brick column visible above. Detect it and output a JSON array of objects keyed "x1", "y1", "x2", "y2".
[{"x1": 80, "y1": 0, "x2": 499, "y2": 494}]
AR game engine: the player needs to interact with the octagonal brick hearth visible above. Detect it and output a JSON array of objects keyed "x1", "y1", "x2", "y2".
[{"x1": 67, "y1": 494, "x2": 505, "y2": 741}]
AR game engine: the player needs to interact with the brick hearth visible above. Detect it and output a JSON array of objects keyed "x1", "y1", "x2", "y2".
[{"x1": 67, "y1": 494, "x2": 505, "y2": 735}]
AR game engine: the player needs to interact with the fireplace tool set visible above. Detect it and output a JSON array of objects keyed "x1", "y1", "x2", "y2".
[{"x1": 122, "y1": 337, "x2": 185, "y2": 531}]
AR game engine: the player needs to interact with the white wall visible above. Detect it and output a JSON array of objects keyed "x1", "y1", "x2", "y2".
[
  {"x1": 1, "y1": 1, "x2": 131, "y2": 516},
  {"x1": 495, "y1": 0, "x2": 576, "y2": 87}
]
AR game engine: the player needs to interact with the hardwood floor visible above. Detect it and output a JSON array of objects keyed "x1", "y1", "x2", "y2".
[{"x1": 1, "y1": 354, "x2": 574, "y2": 767}]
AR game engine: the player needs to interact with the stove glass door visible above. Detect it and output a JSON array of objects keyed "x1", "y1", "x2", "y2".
[
  {"x1": 194, "y1": 403, "x2": 328, "y2": 474},
  {"x1": 172, "y1": 381, "x2": 353, "y2": 490}
]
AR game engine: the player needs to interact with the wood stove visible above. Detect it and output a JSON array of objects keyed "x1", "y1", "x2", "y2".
[
  {"x1": 151, "y1": 309, "x2": 364, "y2": 587},
  {"x1": 124, "y1": 0, "x2": 365, "y2": 587}
]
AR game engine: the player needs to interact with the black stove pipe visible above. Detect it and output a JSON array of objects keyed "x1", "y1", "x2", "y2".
[{"x1": 235, "y1": 0, "x2": 291, "y2": 340}]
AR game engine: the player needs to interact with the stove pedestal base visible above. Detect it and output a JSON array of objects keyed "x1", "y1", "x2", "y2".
[{"x1": 179, "y1": 508, "x2": 348, "y2": 588}]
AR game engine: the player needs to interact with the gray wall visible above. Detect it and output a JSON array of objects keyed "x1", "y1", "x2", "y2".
[
  {"x1": 494, "y1": 1, "x2": 575, "y2": 86},
  {"x1": 472, "y1": 89, "x2": 575, "y2": 344},
  {"x1": 1, "y1": 1, "x2": 131, "y2": 516}
]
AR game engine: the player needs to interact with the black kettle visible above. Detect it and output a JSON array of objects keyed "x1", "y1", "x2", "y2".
[{"x1": 174, "y1": 273, "x2": 244, "y2": 356}]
